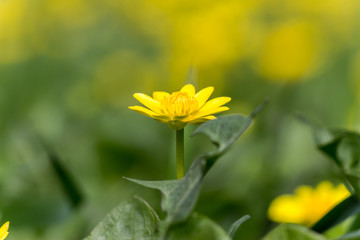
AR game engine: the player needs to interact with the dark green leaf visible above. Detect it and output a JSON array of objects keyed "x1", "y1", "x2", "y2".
[
  {"x1": 40, "y1": 141, "x2": 83, "y2": 208},
  {"x1": 227, "y1": 215, "x2": 251, "y2": 238},
  {"x1": 299, "y1": 115, "x2": 360, "y2": 194},
  {"x1": 84, "y1": 196, "x2": 159, "y2": 240},
  {"x1": 262, "y1": 224, "x2": 329, "y2": 240},
  {"x1": 166, "y1": 213, "x2": 231, "y2": 240},
  {"x1": 299, "y1": 116, "x2": 360, "y2": 233},
  {"x1": 47, "y1": 149, "x2": 83, "y2": 208}
]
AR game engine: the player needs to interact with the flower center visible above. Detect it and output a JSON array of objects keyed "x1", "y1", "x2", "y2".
[{"x1": 162, "y1": 91, "x2": 198, "y2": 118}]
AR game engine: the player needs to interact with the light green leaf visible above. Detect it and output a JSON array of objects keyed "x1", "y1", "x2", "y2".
[
  {"x1": 262, "y1": 224, "x2": 329, "y2": 240},
  {"x1": 166, "y1": 213, "x2": 231, "y2": 240},
  {"x1": 84, "y1": 196, "x2": 159, "y2": 240},
  {"x1": 338, "y1": 229, "x2": 360, "y2": 240},
  {"x1": 227, "y1": 215, "x2": 251, "y2": 238}
]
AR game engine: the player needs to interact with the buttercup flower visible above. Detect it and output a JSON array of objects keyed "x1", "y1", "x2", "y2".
[
  {"x1": 0, "y1": 221, "x2": 9, "y2": 240},
  {"x1": 129, "y1": 84, "x2": 231, "y2": 130},
  {"x1": 268, "y1": 181, "x2": 350, "y2": 227}
]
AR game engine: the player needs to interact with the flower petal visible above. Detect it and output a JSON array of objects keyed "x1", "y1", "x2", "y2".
[
  {"x1": 180, "y1": 84, "x2": 195, "y2": 96},
  {"x1": 129, "y1": 106, "x2": 172, "y2": 123},
  {"x1": 0, "y1": 232, "x2": 8, "y2": 240},
  {"x1": 0, "y1": 222, "x2": 9, "y2": 240},
  {"x1": 153, "y1": 91, "x2": 170, "y2": 102},
  {"x1": 190, "y1": 106, "x2": 229, "y2": 119},
  {"x1": 200, "y1": 97, "x2": 231, "y2": 112},
  {"x1": 133, "y1": 93, "x2": 163, "y2": 114},
  {"x1": 195, "y1": 86, "x2": 214, "y2": 109},
  {"x1": 128, "y1": 105, "x2": 158, "y2": 118}
]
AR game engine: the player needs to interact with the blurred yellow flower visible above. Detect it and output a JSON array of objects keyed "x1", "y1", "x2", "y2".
[
  {"x1": 268, "y1": 181, "x2": 350, "y2": 226},
  {"x1": 0, "y1": 221, "x2": 9, "y2": 240},
  {"x1": 0, "y1": 0, "x2": 28, "y2": 63},
  {"x1": 129, "y1": 84, "x2": 231, "y2": 130},
  {"x1": 46, "y1": 0, "x2": 96, "y2": 28},
  {"x1": 257, "y1": 22, "x2": 319, "y2": 82},
  {"x1": 166, "y1": 1, "x2": 256, "y2": 88}
]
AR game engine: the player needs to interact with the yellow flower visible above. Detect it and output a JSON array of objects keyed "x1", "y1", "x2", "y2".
[
  {"x1": 0, "y1": 221, "x2": 9, "y2": 240},
  {"x1": 257, "y1": 22, "x2": 319, "y2": 82},
  {"x1": 268, "y1": 181, "x2": 350, "y2": 227},
  {"x1": 129, "y1": 84, "x2": 231, "y2": 130}
]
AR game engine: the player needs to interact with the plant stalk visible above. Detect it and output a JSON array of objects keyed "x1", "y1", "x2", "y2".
[{"x1": 176, "y1": 128, "x2": 185, "y2": 179}]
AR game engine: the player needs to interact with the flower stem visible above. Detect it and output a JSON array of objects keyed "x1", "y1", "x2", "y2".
[{"x1": 176, "y1": 128, "x2": 185, "y2": 179}]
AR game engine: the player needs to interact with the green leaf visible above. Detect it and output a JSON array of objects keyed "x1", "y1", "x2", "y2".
[
  {"x1": 298, "y1": 115, "x2": 360, "y2": 194},
  {"x1": 311, "y1": 195, "x2": 360, "y2": 233},
  {"x1": 227, "y1": 215, "x2": 251, "y2": 238},
  {"x1": 191, "y1": 99, "x2": 267, "y2": 174},
  {"x1": 166, "y1": 213, "x2": 231, "y2": 240},
  {"x1": 338, "y1": 229, "x2": 360, "y2": 240},
  {"x1": 192, "y1": 114, "x2": 251, "y2": 152},
  {"x1": 347, "y1": 212, "x2": 360, "y2": 232},
  {"x1": 262, "y1": 224, "x2": 329, "y2": 240},
  {"x1": 192, "y1": 100, "x2": 267, "y2": 150},
  {"x1": 296, "y1": 114, "x2": 335, "y2": 147},
  {"x1": 299, "y1": 116, "x2": 360, "y2": 233},
  {"x1": 45, "y1": 146, "x2": 83, "y2": 208},
  {"x1": 84, "y1": 196, "x2": 159, "y2": 240},
  {"x1": 125, "y1": 158, "x2": 204, "y2": 226}
]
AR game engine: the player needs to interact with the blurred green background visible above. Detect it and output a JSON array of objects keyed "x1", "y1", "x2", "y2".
[{"x1": 1, "y1": 0, "x2": 360, "y2": 239}]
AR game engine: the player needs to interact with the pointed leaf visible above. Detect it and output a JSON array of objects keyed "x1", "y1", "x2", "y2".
[
  {"x1": 46, "y1": 147, "x2": 83, "y2": 208},
  {"x1": 191, "y1": 99, "x2": 267, "y2": 173},
  {"x1": 125, "y1": 159, "x2": 203, "y2": 225},
  {"x1": 299, "y1": 115, "x2": 360, "y2": 192},
  {"x1": 227, "y1": 215, "x2": 251, "y2": 238},
  {"x1": 299, "y1": 116, "x2": 360, "y2": 233},
  {"x1": 84, "y1": 196, "x2": 159, "y2": 240},
  {"x1": 192, "y1": 115, "x2": 252, "y2": 152}
]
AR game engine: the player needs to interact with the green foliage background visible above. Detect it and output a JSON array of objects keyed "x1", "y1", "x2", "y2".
[{"x1": 1, "y1": 0, "x2": 360, "y2": 239}]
